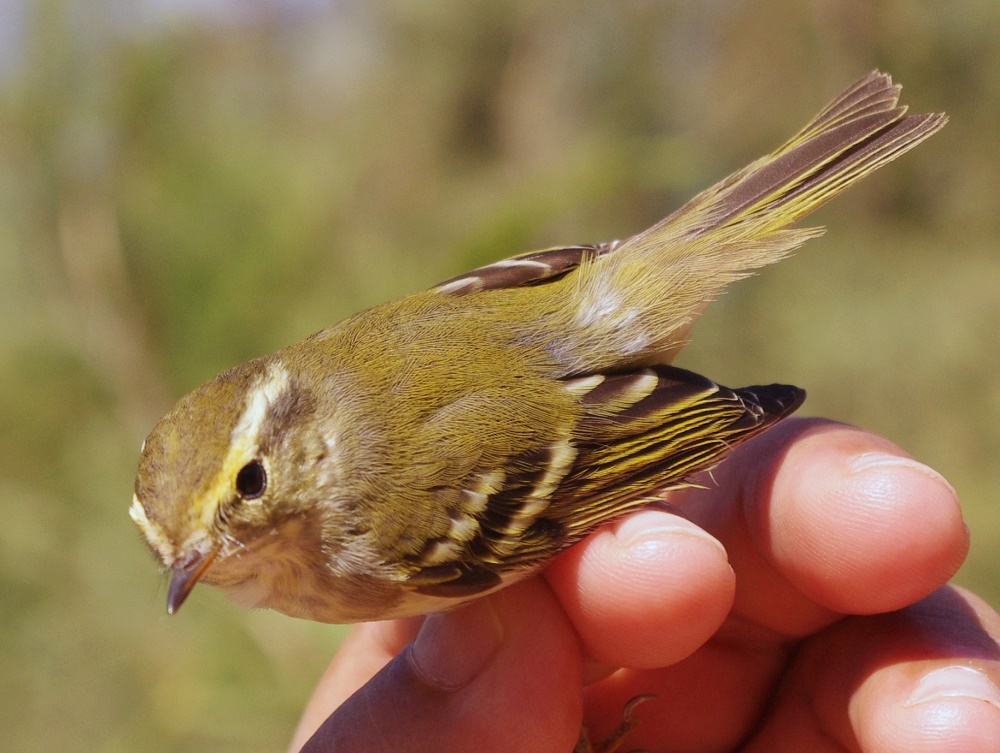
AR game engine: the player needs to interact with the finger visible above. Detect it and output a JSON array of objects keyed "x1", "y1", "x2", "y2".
[
  {"x1": 288, "y1": 618, "x2": 423, "y2": 752},
  {"x1": 678, "y1": 418, "x2": 968, "y2": 635},
  {"x1": 569, "y1": 419, "x2": 970, "y2": 751},
  {"x1": 298, "y1": 577, "x2": 583, "y2": 753},
  {"x1": 744, "y1": 585, "x2": 1000, "y2": 753},
  {"x1": 544, "y1": 508, "x2": 736, "y2": 670}
]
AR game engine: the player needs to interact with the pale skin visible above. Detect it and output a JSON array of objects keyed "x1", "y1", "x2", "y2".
[{"x1": 289, "y1": 419, "x2": 1000, "y2": 753}]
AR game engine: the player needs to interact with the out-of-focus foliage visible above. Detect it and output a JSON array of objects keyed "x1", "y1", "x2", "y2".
[{"x1": 1, "y1": 1, "x2": 998, "y2": 751}]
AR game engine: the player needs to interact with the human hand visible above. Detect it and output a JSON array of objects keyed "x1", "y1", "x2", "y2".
[{"x1": 289, "y1": 419, "x2": 1000, "y2": 753}]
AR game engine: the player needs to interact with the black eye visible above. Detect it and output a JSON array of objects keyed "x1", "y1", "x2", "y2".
[{"x1": 235, "y1": 459, "x2": 267, "y2": 499}]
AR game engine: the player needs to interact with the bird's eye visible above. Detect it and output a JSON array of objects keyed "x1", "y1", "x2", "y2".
[{"x1": 235, "y1": 459, "x2": 267, "y2": 499}]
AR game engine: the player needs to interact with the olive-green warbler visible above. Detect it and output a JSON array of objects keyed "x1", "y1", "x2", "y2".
[{"x1": 132, "y1": 71, "x2": 944, "y2": 624}]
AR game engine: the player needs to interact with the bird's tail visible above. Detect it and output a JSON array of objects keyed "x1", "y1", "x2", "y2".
[
  {"x1": 567, "y1": 71, "x2": 946, "y2": 371},
  {"x1": 649, "y1": 70, "x2": 947, "y2": 241}
]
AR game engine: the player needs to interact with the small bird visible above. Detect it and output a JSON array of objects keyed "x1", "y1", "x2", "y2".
[{"x1": 132, "y1": 71, "x2": 945, "y2": 625}]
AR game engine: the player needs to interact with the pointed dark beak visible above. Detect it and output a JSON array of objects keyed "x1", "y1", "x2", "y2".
[{"x1": 167, "y1": 549, "x2": 218, "y2": 615}]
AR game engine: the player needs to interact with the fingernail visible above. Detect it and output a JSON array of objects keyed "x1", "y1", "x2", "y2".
[
  {"x1": 849, "y1": 453, "x2": 957, "y2": 496},
  {"x1": 616, "y1": 510, "x2": 726, "y2": 555},
  {"x1": 906, "y1": 666, "x2": 1000, "y2": 710},
  {"x1": 410, "y1": 598, "x2": 504, "y2": 690}
]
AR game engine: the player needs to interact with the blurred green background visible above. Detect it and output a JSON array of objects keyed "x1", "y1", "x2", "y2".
[{"x1": 2, "y1": 1, "x2": 998, "y2": 751}]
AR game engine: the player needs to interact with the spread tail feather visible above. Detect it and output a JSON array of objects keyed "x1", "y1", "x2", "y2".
[
  {"x1": 564, "y1": 71, "x2": 945, "y2": 373},
  {"x1": 634, "y1": 70, "x2": 947, "y2": 242}
]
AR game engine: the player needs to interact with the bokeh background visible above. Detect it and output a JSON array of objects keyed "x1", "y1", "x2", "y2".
[{"x1": 2, "y1": 1, "x2": 998, "y2": 751}]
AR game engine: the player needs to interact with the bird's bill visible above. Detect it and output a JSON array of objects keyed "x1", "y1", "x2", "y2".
[{"x1": 167, "y1": 548, "x2": 218, "y2": 614}]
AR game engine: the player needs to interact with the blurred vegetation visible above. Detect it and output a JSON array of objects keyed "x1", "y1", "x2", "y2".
[{"x1": 1, "y1": 1, "x2": 999, "y2": 751}]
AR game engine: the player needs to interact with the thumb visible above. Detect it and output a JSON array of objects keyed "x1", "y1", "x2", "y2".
[{"x1": 299, "y1": 578, "x2": 584, "y2": 753}]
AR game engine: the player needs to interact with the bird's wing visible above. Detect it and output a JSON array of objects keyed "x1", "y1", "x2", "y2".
[
  {"x1": 431, "y1": 242, "x2": 618, "y2": 295},
  {"x1": 403, "y1": 365, "x2": 804, "y2": 599}
]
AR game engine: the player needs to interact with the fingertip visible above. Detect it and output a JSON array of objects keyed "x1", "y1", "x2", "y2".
[
  {"x1": 854, "y1": 665, "x2": 1000, "y2": 753},
  {"x1": 745, "y1": 586, "x2": 1000, "y2": 753},
  {"x1": 754, "y1": 426, "x2": 968, "y2": 615},
  {"x1": 547, "y1": 510, "x2": 735, "y2": 669}
]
